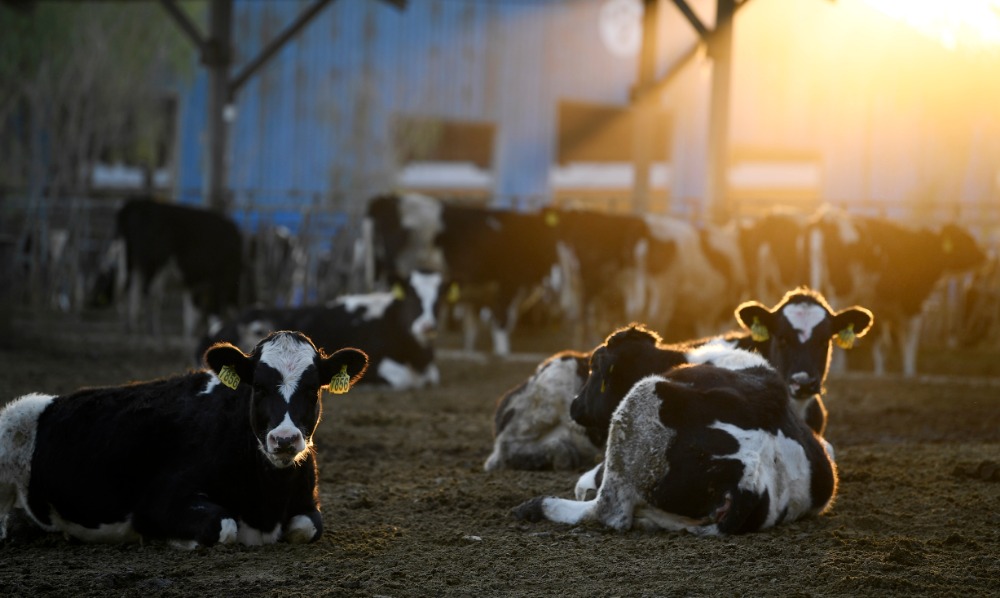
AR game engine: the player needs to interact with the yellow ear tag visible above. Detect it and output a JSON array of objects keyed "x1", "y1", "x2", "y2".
[
  {"x1": 750, "y1": 317, "x2": 770, "y2": 343},
  {"x1": 835, "y1": 323, "x2": 856, "y2": 350},
  {"x1": 391, "y1": 283, "x2": 405, "y2": 301},
  {"x1": 219, "y1": 365, "x2": 241, "y2": 390},
  {"x1": 544, "y1": 211, "x2": 559, "y2": 227},
  {"x1": 447, "y1": 282, "x2": 461, "y2": 304},
  {"x1": 329, "y1": 365, "x2": 351, "y2": 395}
]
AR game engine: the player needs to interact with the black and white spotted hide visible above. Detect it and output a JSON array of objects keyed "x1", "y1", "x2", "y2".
[
  {"x1": 513, "y1": 346, "x2": 838, "y2": 535},
  {"x1": 0, "y1": 331, "x2": 368, "y2": 547},
  {"x1": 484, "y1": 351, "x2": 599, "y2": 472}
]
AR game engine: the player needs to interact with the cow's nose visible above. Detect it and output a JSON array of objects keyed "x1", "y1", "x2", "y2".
[
  {"x1": 271, "y1": 434, "x2": 299, "y2": 453},
  {"x1": 790, "y1": 373, "x2": 819, "y2": 396}
]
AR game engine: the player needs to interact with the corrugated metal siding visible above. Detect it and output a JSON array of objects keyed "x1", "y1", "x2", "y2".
[{"x1": 176, "y1": 0, "x2": 642, "y2": 223}]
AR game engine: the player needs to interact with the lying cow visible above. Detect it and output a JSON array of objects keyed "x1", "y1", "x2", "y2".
[
  {"x1": 199, "y1": 270, "x2": 443, "y2": 390},
  {"x1": 513, "y1": 344, "x2": 838, "y2": 535},
  {"x1": 0, "y1": 331, "x2": 368, "y2": 547},
  {"x1": 485, "y1": 288, "x2": 872, "y2": 471}
]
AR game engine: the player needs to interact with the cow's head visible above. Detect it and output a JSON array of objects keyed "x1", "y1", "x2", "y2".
[
  {"x1": 204, "y1": 331, "x2": 368, "y2": 468},
  {"x1": 392, "y1": 269, "x2": 444, "y2": 347},
  {"x1": 736, "y1": 288, "x2": 873, "y2": 398},
  {"x1": 570, "y1": 324, "x2": 687, "y2": 447}
]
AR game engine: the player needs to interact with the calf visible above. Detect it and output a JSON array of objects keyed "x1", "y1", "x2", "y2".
[
  {"x1": 484, "y1": 351, "x2": 597, "y2": 472},
  {"x1": 0, "y1": 331, "x2": 368, "y2": 547},
  {"x1": 199, "y1": 270, "x2": 443, "y2": 390},
  {"x1": 513, "y1": 345, "x2": 838, "y2": 535}
]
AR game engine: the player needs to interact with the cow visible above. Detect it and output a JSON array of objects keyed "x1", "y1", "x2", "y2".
[
  {"x1": 105, "y1": 197, "x2": 244, "y2": 339},
  {"x1": 512, "y1": 343, "x2": 838, "y2": 535},
  {"x1": 542, "y1": 207, "x2": 656, "y2": 347},
  {"x1": 198, "y1": 270, "x2": 444, "y2": 390},
  {"x1": 808, "y1": 206, "x2": 985, "y2": 376},
  {"x1": 364, "y1": 194, "x2": 563, "y2": 356},
  {"x1": 484, "y1": 350, "x2": 597, "y2": 472},
  {"x1": 485, "y1": 288, "x2": 872, "y2": 472},
  {"x1": 0, "y1": 331, "x2": 368, "y2": 547}
]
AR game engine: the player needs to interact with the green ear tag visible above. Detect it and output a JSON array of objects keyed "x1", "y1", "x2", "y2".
[
  {"x1": 329, "y1": 365, "x2": 351, "y2": 395},
  {"x1": 835, "y1": 323, "x2": 857, "y2": 349},
  {"x1": 219, "y1": 365, "x2": 241, "y2": 390},
  {"x1": 750, "y1": 317, "x2": 770, "y2": 343}
]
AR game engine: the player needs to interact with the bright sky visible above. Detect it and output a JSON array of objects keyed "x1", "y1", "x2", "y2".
[{"x1": 857, "y1": 0, "x2": 1000, "y2": 51}]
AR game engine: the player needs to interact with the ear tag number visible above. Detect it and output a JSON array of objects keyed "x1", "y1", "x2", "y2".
[
  {"x1": 329, "y1": 365, "x2": 351, "y2": 395},
  {"x1": 835, "y1": 323, "x2": 857, "y2": 349},
  {"x1": 750, "y1": 317, "x2": 770, "y2": 343},
  {"x1": 219, "y1": 365, "x2": 241, "y2": 390}
]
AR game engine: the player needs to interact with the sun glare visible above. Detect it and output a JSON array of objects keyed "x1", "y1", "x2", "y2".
[{"x1": 858, "y1": 0, "x2": 1000, "y2": 51}]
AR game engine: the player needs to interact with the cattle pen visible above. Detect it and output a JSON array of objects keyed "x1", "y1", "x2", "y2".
[{"x1": 1, "y1": 295, "x2": 999, "y2": 596}]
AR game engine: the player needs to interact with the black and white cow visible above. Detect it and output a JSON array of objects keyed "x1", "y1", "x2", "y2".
[
  {"x1": 0, "y1": 331, "x2": 368, "y2": 547},
  {"x1": 808, "y1": 206, "x2": 984, "y2": 376},
  {"x1": 486, "y1": 288, "x2": 872, "y2": 472},
  {"x1": 513, "y1": 344, "x2": 838, "y2": 535},
  {"x1": 199, "y1": 270, "x2": 444, "y2": 390},
  {"x1": 107, "y1": 197, "x2": 244, "y2": 338},
  {"x1": 484, "y1": 350, "x2": 597, "y2": 472},
  {"x1": 738, "y1": 209, "x2": 810, "y2": 307}
]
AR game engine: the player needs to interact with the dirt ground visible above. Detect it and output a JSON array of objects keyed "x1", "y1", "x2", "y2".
[{"x1": 1, "y1": 311, "x2": 999, "y2": 598}]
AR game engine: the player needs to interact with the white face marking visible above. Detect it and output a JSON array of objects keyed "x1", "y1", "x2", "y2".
[
  {"x1": 781, "y1": 303, "x2": 827, "y2": 343},
  {"x1": 265, "y1": 411, "x2": 307, "y2": 464},
  {"x1": 259, "y1": 334, "x2": 317, "y2": 402},
  {"x1": 409, "y1": 271, "x2": 441, "y2": 344}
]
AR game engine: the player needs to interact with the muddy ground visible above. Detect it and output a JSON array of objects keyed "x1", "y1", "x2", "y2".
[{"x1": 1, "y1": 310, "x2": 998, "y2": 597}]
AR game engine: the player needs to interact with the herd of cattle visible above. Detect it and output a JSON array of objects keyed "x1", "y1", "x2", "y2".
[{"x1": 0, "y1": 192, "x2": 991, "y2": 546}]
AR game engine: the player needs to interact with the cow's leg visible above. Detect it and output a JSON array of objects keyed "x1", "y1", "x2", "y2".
[
  {"x1": 574, "y1": 462, "x2": 603, "y2": 500},
  {"x1": 901, "y1": 314, "x2": 923, "y2": 378},
  {"x1": 284, "y1": 509, "x2": 323, "y2": 544},
  {"x1": 126, "y1": 270, "x2": 143, "y2": 333},
  {"x1": 133, "y1": 490, "x2": 237, "y2": 548},
  {"x1": 872, "y1": 325, "x2": 890, "y2": 376}
]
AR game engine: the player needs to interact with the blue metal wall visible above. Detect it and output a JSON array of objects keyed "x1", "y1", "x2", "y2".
[{"x1": 176, "y1": 0, "x2": 640, "y2": 223}]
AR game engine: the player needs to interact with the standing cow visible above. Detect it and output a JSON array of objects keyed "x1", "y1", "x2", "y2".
[
  {"x1": 0, "y1": 331, "x2": 368, "y2": 547},
  {"x1": 513, "y1": 344, "x2": 838, "y2": 535},
  {"x1": 104, "y1": 197, "x2": 244, "y2": 339}
]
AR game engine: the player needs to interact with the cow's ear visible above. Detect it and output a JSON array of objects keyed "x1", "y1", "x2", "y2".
[
  {"x1": 204, "y1": 343, "x2": 253, "y2": 389},
  {"x1": 320, "y1": 348, "x2": 369, "y2": 395},
  {"x1": 735, "y1": 301, "x2": 772, "y2": 342},
  {"x1": 830, "y1": 307, "x2": 874, "y2": 349}
]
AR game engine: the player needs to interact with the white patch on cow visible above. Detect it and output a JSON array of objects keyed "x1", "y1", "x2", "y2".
[
  {"x1": 781, "y1": 302, "x2": 827, "y2": 343},
  {"x1": 377, "y1": 358, "x2": 426, "y2": 390},
  {"x1": 711, "y1": 421, "x2": 818, "y2": 527},
  {"x1": 259, "y1": 333, "x2": 317, "y2": 401},
  {"x1": 239, "y1": 319, "x2": 274, "y2": 350},
  {"x1": 284, "y1": 514, "x2": 318, "y2": 544},
  {"x1": 684, "y1": 343, "x2": 771, "y2": 371},
  {"x1": 49, "y1": 510, "x2": 140, "y2": 543},
  {"x1": 409, "y1": 271, "x2": 442, "y2": 345},
  {"x1": 0, "y1": 393, "x2": 55, "y2": 538},
  {"x1": 335, "y1": 293, "x2": 394, "y2": 320},
  {"x1": 574, "y1": 463, "x2": 603, "y2": 500},
  {"x1": 199, "y1": 374, "x2": 222, "y2": 395},
  {"x1": 219, "y1": 517, "x2": 238, "y2": 544},
  {"x1": 237, "y1": 520, "x2": 282, "y2": 546}
]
